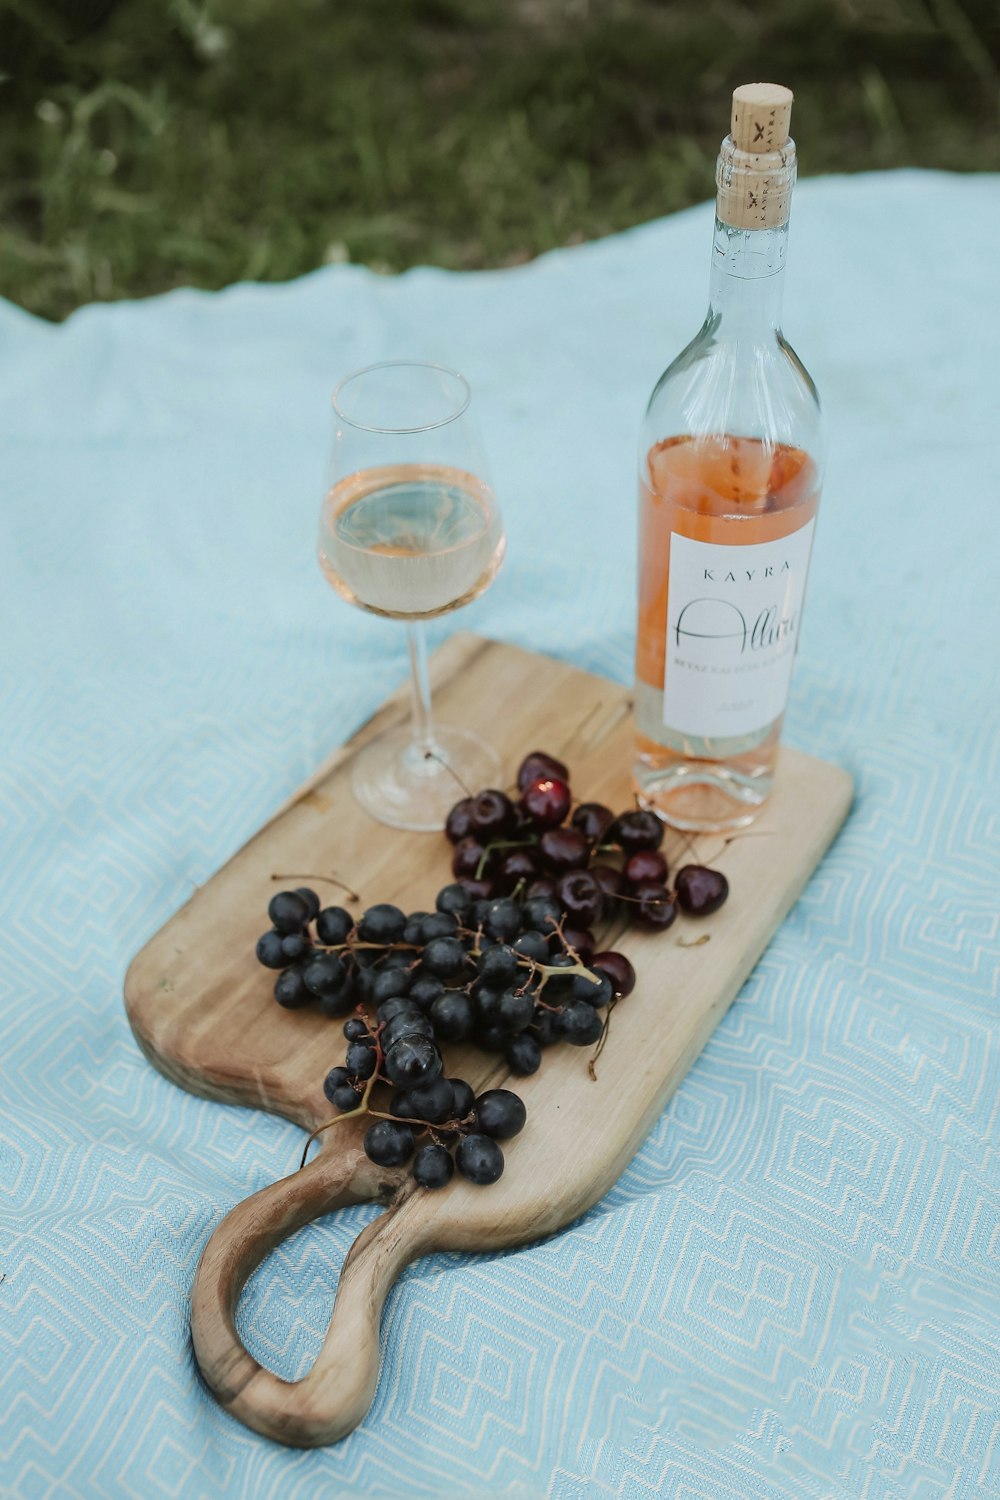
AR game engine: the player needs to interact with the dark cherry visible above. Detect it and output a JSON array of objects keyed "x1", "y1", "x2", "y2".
[
  {"x1": 592, "y1": 949, "x2": 636, "y2": 998},
  {"x1": 571, "y1": 802, "x2": 616, "y2": 845},
  {"x1": 675, "y1": 865, "x2": 729, "y2": 916},
  {"x1": 505, "y1": 805, "x2": 534, "y2": 842},
  {"x1": 555, "y1": 871, "x2": 604, "y2": 927},
  {"x1": 520, "y1": 776, "x2": 572, "y2": 830},
  {"x1": 452, "y1": 835, "x2": 492, "y2": 880},
  {"x1": 516, "y1": 750, "x2": 570, "y2": 793},
  {"x1": 470, "y1": 788, "x2": 517, "y2": 839},
  {"x1": 610, "y1": 809, "x2": 664, "y2": 855},
  {"x1": 624, "y1": 849, "x2": 668, "y2": 887},
  {"x1": 633, "y1": 881, "x2": 677, "y2": 931},
  {"x1": 494, "y1": 846, "x2": 541, "y2": 893},
  {"x1": 539, "y1": 826, "x2": 589, "y2": 873},
  {"x1": 525, "y1": 876, "x2": 558, "y2": 901},
  {"x1": 445, "y1": 797, "x2": 477, "y2": 845},
  {"x1": 590, "y1": 863, "x2": 626, "y2": 906},
  {"x1": 458, "y1": 875, "x2": 495, "y2": 900},
  {"x1": 559, "y1": 926, "x2": 595, "y2": 964}
]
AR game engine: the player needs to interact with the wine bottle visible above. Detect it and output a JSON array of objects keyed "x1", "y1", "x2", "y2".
[{"x1": 634, "y1": 83, "x2": 823, "y2": 832}]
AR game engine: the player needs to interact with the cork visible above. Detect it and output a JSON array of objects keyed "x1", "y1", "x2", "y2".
[
  {"x1": 731, "y1": 82, "x2": 793, "y2": 153},
  {"x1": 716, "y1": 82, "x2": 796, "y2": 231}
]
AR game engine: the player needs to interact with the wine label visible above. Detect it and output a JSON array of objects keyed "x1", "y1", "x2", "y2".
[{"x1": 662, "y1": 520, "x2": 815, "y2": 739}]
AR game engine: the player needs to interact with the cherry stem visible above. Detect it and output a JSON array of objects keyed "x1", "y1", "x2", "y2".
[
  {"x1": 613, "y1": 889, "x2": 677, "y2": 907},
  {"x1": 423, "y1": 747, "x2": 473, "y2": 798},
  {"x1": 588, "y1": 997, "x2": 619, "y2": 1081},
  {"x1": 271, "y1": 871, "x2": 361, "y2": 903},
  {"x1": 475, "y1": 837, "x2": 537, "y2": 878}
]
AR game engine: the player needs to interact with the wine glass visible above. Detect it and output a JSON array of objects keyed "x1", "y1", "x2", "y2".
[{"x1": 318, "y1": 360, "x2": 505, "y2": 831}]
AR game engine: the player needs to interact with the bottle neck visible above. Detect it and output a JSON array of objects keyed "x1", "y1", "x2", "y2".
[{"x1": 707, "y1": 216, "x2": 787, "y2": 341}]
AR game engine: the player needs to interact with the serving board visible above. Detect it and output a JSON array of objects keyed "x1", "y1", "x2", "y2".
[{"x1": 124, "y1": 633, "x2": 852, "y2": 1448}]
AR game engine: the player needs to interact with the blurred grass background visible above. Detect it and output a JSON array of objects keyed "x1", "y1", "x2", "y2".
[{"x1": 2, "y1": 0, "x2": 998, "y2": 321}]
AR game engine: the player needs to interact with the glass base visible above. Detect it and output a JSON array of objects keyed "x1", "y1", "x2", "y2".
[{"x1": 351, "y1": 723, "x2": 500, "y2": 832}]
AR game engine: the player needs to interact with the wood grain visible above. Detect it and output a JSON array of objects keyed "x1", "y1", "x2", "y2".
[{"x1": 124, "y1": 633, "x2": 853, "y2": 1447}]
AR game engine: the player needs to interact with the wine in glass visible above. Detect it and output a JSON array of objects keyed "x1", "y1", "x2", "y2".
[{"x1": 318, "y1": 361, "x2": 505, "y2": 831}]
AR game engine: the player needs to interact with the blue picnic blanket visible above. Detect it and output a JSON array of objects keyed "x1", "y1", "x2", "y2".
[{"x1": 2, "y1": 170, "x2": 998, "y2": 1500}]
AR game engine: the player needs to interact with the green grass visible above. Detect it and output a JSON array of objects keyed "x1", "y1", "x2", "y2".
[{"x1": 2, "y1": 0, "x2": 998, "y2": 320}]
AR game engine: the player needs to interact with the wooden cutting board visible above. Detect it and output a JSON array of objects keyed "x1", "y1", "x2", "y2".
[{"x1": 124, "y1": 633, "x2": 852, "y2": 1448}]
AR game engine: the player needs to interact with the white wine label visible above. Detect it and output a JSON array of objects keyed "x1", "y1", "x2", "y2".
[{"x1": 662, "y1": 519, "x2": 815, "y2": 739}]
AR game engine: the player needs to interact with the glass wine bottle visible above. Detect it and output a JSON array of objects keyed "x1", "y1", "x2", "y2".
[{"x1": 634, "y1": 83, "x2": 823, "y2": 832}]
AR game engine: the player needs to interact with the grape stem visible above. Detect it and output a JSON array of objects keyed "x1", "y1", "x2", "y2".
[
  {"x1": 270, "y1": 871, "x2": 361, "y2": 903},
  {"x1": 314, "y1": 940, "x2": 424, "y2": 954},
  {"x1": 297, "y1": 1070, "x2": 378, "y2": 1169},
  {"x1": 365, "y1": 1106, "x2": 474, "y2": 1133},
  {"x1": 297, "y1": 1017, "x2": 389, "y2": 1168},
  {"x1": 533, "y1": 959, "x2": 600, "y2": 984}
]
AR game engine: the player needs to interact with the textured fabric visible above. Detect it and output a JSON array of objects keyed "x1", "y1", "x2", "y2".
[{"x1": 2, "y1": 170, "x2": 998, "y2": 1500}]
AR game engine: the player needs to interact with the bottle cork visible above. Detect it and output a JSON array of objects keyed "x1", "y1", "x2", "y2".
[
  {"x1": 716, "y1": 82, "x2": 796, "y2": 231},
  {"x1": 731, "y1": 82, "x2": 793, "y2": 153}
]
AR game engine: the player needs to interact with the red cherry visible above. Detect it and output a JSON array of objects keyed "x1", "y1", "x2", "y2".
[
  {"x1": 452, "y1": 835, "x2": 491, "y2": 880},
  {"x1": 539, "y1": 826, "x2": 589, "y2": 873},
  {"x1": 559, "y1": 926, "x2": 595, "y2": 964},
  {"x1": 524, "y1": 876, "x2": 558, "y2": 901},
  {"x1": 494, "y1": 846, "x2": 541, "y2": 893},
  {"x1": 632, "y1": 881, "x2": 676, "y2": 930},
  {"x1": 520, "y1": 776, "x2": 572, "y2": 829},
  {"x1": 555, "y1": 871, "x2": 604, "y2": 927},
  {"x1": 470, "y1": 789, "x2": 516, "y2": 839},
  {"x1": 590, "y1": 863, "x2": 626, "y2": 906},
  {"x1": 624, "y1": 849, "x2": 668, "y2": 887},
  {"x1": 445, "y1": 797, "x2": 477, "y2": 844},
  {"x1": 517, "y1": 750, "x2": 570, "y2": 794},
  {"x1": 592, "y1": 950, "x2": 636, "y2": 998},
  {"x1": 571, "y1": 802, "x2": 615, "y2": 845},
  {"x1": 610, "y1": 810, "x2": 664, "y2": 854},
  {"x1": 675, "y1": 865, "x2": 729, "y2": 916}
]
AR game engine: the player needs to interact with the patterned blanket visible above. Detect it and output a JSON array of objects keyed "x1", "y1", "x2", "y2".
[{"x1": 2, "y1": 170, "x2": 998, "y2": 1499}]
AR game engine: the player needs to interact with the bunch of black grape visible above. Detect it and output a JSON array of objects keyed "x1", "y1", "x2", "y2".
[{"x1": 255, "y1": 879, "x2": 631, "y2": 1189}]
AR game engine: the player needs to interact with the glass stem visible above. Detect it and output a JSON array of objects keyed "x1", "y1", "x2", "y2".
[{"x1": 407, "y1": 621, "x2": 436, "y2": 759}]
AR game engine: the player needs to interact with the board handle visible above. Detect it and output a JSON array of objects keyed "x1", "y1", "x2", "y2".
[{"x1": 190, "y1": 1141, "x2": 426, "y2": 1447}]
